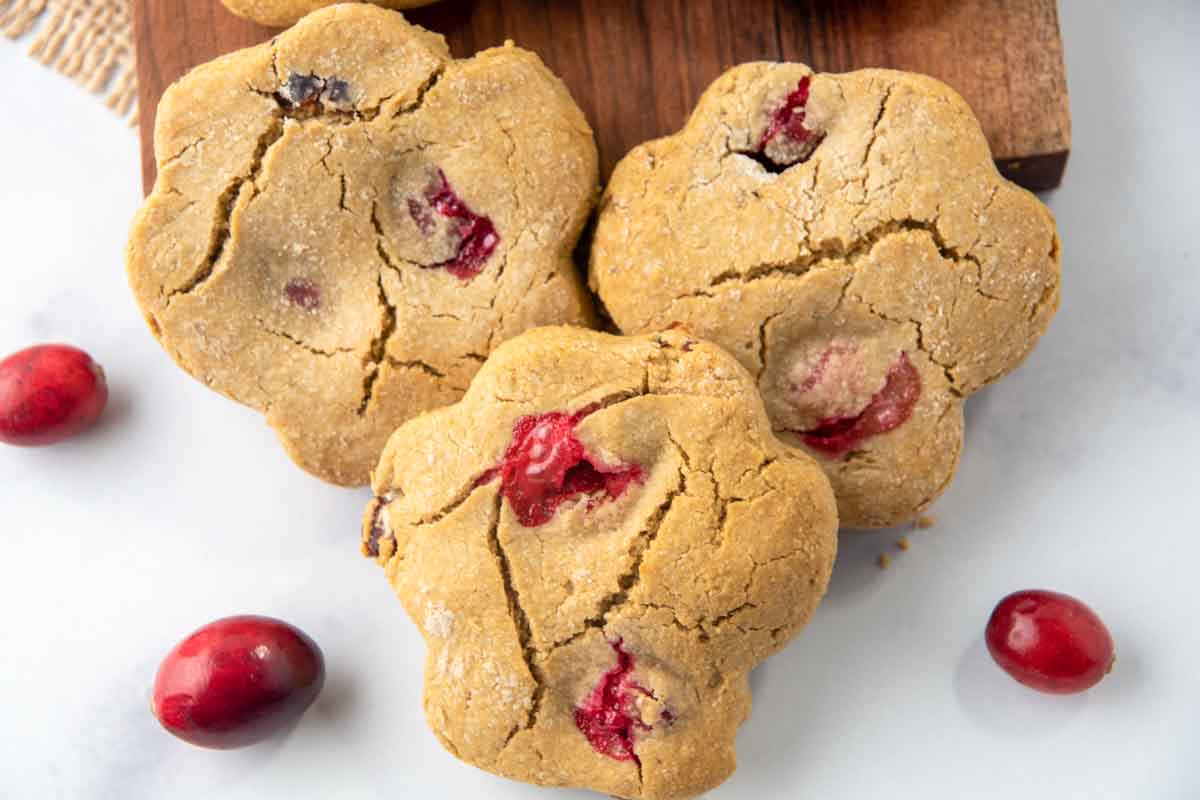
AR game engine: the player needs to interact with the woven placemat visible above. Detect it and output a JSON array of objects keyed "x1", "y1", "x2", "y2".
[{"x1": 1, "y1": 0, "x2": 136, "y2": 120}]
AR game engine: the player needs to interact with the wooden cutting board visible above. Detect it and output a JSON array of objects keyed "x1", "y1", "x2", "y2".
[{"x1": 134, "y1": 0, "x2": 1070, "y2": 194}]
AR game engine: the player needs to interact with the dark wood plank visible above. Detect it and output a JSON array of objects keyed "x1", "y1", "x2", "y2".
[{"x1": 136, "y1": 0, "x2": 1070, "y2": 194}]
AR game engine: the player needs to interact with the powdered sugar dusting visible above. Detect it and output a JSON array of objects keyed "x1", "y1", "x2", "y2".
[{"x1": 424, "y1": 601, "x2": 455, "y2": 638}]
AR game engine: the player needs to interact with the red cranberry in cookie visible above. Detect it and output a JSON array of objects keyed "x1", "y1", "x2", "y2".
[
  {"x1": 575, "y1": 639, "x2": 672, "y2": 764},
  {"x1": 757, "y1": 75, "x2": 824, "y2": 166},
  {"x1": 400, "y1": 169, "x2": 500, "y2": 280},
  {"x1": 791, "y1": 349, "x2": 921, "y2": 458},
  {"x1": 486, "y1": 407, "x2": 644, "y2": 527}
]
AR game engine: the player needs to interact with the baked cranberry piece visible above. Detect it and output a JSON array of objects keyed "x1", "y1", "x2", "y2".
[
  {"x1": 0, "y1": 344, "x2": 108, "y2": 446},
  {"x1": 574, "y1": 639, "x2": 668, "y2": 764},
  {"x1": 284, "y1": 278, "x2": 321, "y2": 311},
  {"x1": 364, "y1": 492, "x2": 396, "y2": 557},
  {"x1": 986, "y1": 590, "x2": 1115, "y2": 694},
  {"x1": 412, "y1": 169, "x2": 500, "y2": 280},
  {"x1": 283, "y1": 72, "x2": 323, "y2": 106},
  {"x1": 800, "y1": 352, "x2": 920, "y2": 458},
  {"x1": 485, "y1": 406, "x2": 643, "y2": 527},
  {"x1": 152, "y1": 615, "x2": 325, "y2": 749},
  {"x1": 756, "y1": 76, "x2": 823, "y2": 165}
]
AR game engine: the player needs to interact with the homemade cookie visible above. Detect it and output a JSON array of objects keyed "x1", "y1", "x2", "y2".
[
  {"x1": 221, "y1": 0, "x2": 439, "y2": 28},
  {"x1": 362, "y1": 327, "x2": 838, "y2": 799},
  {"x1": 127, "y1": 6, "x2": 597, "y2": 485},
  {"x1": 590, "y1": 63, "x2": 1061, "y2": 527}
]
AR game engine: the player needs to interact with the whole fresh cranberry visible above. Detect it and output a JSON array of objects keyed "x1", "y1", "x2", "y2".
[
  {"x1": 985, "y1": 590, "x2": 1115, "y2": 694},
  {"x1": 152, "y1": 615, "x2": 325, "y2": 749},
  {"x1": 0, "y1": 344, "x2": 108, "y2": 446}
]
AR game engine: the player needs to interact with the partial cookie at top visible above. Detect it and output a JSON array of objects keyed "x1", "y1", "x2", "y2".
[
  {"x1": 590, "y1": 63, "x2": 1061, "y2": 528},
  {"x1": 221, "y1": 0, "x2": 440, "y2": 28},
  {"x1": 362, "y1": 327, "x2": 838, "y2": 800},
  {"x1": 127, "y1": 6, "x2": 597, "y2": 486}
]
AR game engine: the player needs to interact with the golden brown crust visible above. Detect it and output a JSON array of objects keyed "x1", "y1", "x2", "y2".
[
  {"x1": 220, "y1": 0, "x2": 440, "y2": 28},
  {"x1": 363, "y1": 327, "x2": 838, "y2": 799},
  {"x1": 589, "y1": 63, "x2": 1060, "y2": 528},
  {"x1": 127, "y1": 6, "x2": 598, "y2": 486}
]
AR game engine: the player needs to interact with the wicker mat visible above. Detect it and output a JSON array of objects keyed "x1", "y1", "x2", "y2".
[{"x1": 1, "y1": 0, "x2": 136, "y2": 120}]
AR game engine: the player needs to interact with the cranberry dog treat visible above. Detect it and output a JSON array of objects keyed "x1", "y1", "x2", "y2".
[
  {"x1": 221, "y1": 0, "x2": 439, "y2": 28},
  {"x1": 127, "y1": 6, "x2": 597, "y2": 485},
  {"x1": 590, "y1": 64, "x2": 1061, "y2": 528},
  {"x1": 363, "y1": 327, "x2": 837, "y2": 799}
]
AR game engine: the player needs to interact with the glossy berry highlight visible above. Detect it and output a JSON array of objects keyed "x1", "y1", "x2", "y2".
[
  {"x1": 985, "y1": 589, "x2": 1115, "y2": 694},
  {"x1": 152, "y1": 615, "x2": 325, "y2": 749}
]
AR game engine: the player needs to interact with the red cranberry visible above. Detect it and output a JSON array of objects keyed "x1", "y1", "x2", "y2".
[
  {"x1": 284, "y1": 278, "x2": 321, "y2": 311},
  {"x1": 411, "y1": 169, "x2": 499, "y2": 280},
  {"x1": 574, "y1": 639, "x2": 666, "y2": 764},
  {"x1": 152, "y1": 615, "x2": 325, "y2": 749},
  {"x1": 752, "y1": 76, "x2": 824, "y2": 168},
  {"x1": 0, "y1": 344, "x2": 108, "y2": 446},
  {"x1": 485, "y1": 406, "x2": 644, "y2": 527},
  {"x1": 759, "y1": 76, "x2": 817, "y2": 149},
  {"x1": 986, "y1": 590, "x2": 1115, "y2": 694},
  {"x1": 800, "y1": 352, "x2": 921, "y2": 458}
]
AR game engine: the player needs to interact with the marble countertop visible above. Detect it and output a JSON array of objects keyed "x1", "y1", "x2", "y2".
[{"x1": 1, "y1": 2, "x2": 1197, "y2": 798}]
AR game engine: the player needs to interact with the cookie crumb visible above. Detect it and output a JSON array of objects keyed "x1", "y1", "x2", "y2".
[
  {"x1": 896, "y1": 536, "x2": 911, "y2": 551},
  {"x1": 877, "y1": 553, "x2": 891, "y2": 569},
  {"x1": 916, "y1": 515, "x2": 937, "y2": 530}
]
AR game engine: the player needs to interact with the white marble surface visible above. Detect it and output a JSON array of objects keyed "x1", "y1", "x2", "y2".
[{"x1": 2, "y1": 2, "x2": 1198, "y2": 798}]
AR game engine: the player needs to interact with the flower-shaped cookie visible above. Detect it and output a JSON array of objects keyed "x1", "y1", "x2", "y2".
[
  {"x1": 590, "y1": 63, "x2": 1061, "y2": 527},
  {"x1": 362, "y1": 327, "x2": 838, "y2": 799},
  {"x1": 221, "y1": 0, "x2": 440, "y2": 27},
  {"x1": 127, "y1": 6, "x2": 597, "y2": 485}
]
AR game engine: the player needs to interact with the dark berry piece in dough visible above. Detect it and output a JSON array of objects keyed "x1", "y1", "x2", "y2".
[
  {"x1": 284, "y1": 278, "x2": 321, "y2": 311},
  {"x1": 323, "y1": 77, "x2": 351, "y2": 105},
  {"x1": 283, "y1": 73, "x2": 324, "y2": 106},
  {"x1": 364, "y1": 494, "x2": 394, "y2": 557}
]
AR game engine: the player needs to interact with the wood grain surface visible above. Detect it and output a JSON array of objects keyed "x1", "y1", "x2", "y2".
[{"x1": 134, "y1": 0, "x2": 1070, "y2": 194}]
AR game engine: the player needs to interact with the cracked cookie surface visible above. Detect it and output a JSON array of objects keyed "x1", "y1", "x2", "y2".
[
  {"x1": 590, "y1": 63, "x2": 1061, "y2": 528},
  {"x1": 127, "y1": 6, "x2": 597, "y2": 486},
  {"x1": 362, "y1": 327, "x2": 838, "y2": 800},
  {"x1": 221, "y1": 0, "x2": 440, "y2": 27}
]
